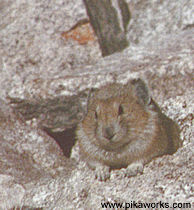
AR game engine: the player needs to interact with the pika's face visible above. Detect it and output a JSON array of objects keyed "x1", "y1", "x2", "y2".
[
  {"x1": 82, "y1": 94, "x2": 150, "y2": 151},
  {"x1": 93, "y1": 98, "x2": 128, "y2": 150},
  {"x1": 80, "y1": 80, "x2": 153, "y2": 151}
]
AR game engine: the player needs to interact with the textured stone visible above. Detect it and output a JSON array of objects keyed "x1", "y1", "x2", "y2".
[
  {"x1": 6, "y1": 29, "x2": 194, "y2": 131},
  {"x1": 0, "y1": 99, "x2": 74, "y2": 209},
  {"x1": 0, "y1": 0, "x2": 193, "y2": 209}
]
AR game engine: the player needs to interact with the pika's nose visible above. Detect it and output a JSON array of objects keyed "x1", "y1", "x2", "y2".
[{"x1": 104, "y1": 127, "x2": 115, "y2": 140}]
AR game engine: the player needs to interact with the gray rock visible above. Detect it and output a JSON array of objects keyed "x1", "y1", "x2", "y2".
[
  {"x1": 126, "y1": 0, "x2": 194, "y2": 45},
  {"x1": 0, "y1": 174, "x2": 25, "y2": 210},
  {"x1": 0, "y1": 0, "x2": 193, "y2": 209},
  {"x1": 0, "y1": 99, "x2": 74, "y2": 209},
  {"x1": 6, "y1": 28, "x2": 194, "y2": 131}
]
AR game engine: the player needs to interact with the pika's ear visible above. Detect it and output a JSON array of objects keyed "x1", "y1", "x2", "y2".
[{"x1": 131, "y1": 78, "x2": 151, "y2": 106}]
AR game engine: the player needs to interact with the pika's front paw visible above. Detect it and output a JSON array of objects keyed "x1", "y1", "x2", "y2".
[
  {"x1": 95, "y1": 165, "x2": 110, "y2": 181},
  {"x1": 124, "y1": 162, "x2": 144, "y2": 177}
]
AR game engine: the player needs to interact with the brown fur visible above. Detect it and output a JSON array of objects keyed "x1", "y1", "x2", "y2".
[{"x1": 76, "y1": 79, "x2": 182, "y2": 181}]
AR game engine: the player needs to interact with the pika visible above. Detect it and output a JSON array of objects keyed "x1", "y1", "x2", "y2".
[{"x1": 76, "y1": 79, "x2": 182, "y2": 181}]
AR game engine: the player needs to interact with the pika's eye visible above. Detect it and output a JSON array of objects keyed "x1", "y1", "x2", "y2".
[
  {"x1": 118, "y1": 104, "x2": 124, "y2": 115},
  {"x1": 148, "y1": 98, "x2": 152, "y2": 106},
  {"x1": 95, "y1": 111, "x2": 98, "y2": 119},
  {"x1": 95, "y1": 105, "x2": 100, "y2": 119}
]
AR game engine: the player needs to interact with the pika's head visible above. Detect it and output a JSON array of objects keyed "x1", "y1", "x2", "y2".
[{"x1": 81, "y1": 79, "x2": 155, "y2": 151}]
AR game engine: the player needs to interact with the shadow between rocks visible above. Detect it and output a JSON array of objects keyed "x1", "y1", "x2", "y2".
[{"x1": 43, "y1": 126, "x2": 77, "y2": 158}]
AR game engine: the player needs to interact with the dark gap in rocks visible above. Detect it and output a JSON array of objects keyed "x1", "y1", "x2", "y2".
[{"x1": 43, "y1": 126, "x2": 77, "y2": 158}]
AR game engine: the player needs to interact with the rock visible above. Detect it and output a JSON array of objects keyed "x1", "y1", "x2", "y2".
[
  {"x1": 6, "y1": 28, "x2": 194, "y2": 131},
  {"x1": 0, "y1": 0, "x2": 193, "y2": 209},
  {"x1": 0, "y1": 99, "x2": 75, "y2": 208},
  {"x1": 127, "y1": 0, "x2": 194, "y2": 45},
  {"x1": 0, "y1": 175, "x2": 25, "y2": 210}
]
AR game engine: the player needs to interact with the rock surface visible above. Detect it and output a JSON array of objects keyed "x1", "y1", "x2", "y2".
[{"x1": 0, "y1": 0, "x2": 193, "y2": 209}]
